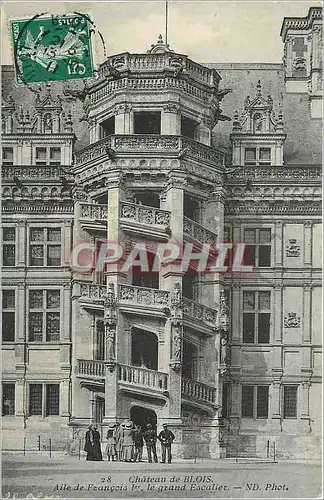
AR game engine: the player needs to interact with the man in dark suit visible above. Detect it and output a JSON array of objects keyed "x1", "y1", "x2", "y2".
[
  {"x1": 158, "y1": 423, "x2": 175, "y2": 463},
  {"x1": 143, "y1": 423, "x2": 158, "y2": 463}
]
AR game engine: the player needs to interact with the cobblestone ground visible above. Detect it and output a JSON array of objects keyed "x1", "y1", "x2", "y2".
[{"x1": 2, "y1": 453, "x2": 322, "y2": 499}]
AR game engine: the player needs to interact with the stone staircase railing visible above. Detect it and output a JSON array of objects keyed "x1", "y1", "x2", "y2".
[
  {"x1": 79, "y1": 283, "x2": 106, "y2": 301},
  {"x1": 79, "y1": 203, "x2": 107, "y2": 222},
  {"x1": 118, "y1": 363, "x2": 168, "y2": 391},
  {"x1": 118, "y1": 284, "x2": 170, "y2": 307},
  {"x1": 182, "y1": 296, "x2": 218, "y2": 327},
  {"x1": 120, "y1": 201, "x2": 171, "y2": 227},
  {"x1": 183, "y1": 216, "x2": 218, "y2": 248},
  {"x1": 181, "y1": 377, "x2": 216, "y2": 405},
  {"x1": 77, "y1": 359, "x2": 106, "y2": 378}
]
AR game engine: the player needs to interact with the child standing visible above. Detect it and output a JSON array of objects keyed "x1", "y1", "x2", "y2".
[{"x1": 105, "y1": 426, "x2": 117, "y2": 461}]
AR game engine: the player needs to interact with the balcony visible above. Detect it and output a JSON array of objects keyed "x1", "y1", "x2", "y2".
[
  {"x1": 79, "y1": 202, "x2": 107, "y2": 232},
  {"x1": 120, "y1": 201, "x2": 171, "y2": 240},
  {"x1": 183, "y1": 216, "x2": 218, "y2": 248},
  {"x1": 182, "y1": 297, "x2": 218, "y2": 333},
  {"x1": 74, "y1": 135, "x2": 224, "y2": 171},
  {"x1": 118, "y1": 284, "x2": 169, "y2": 317},
  {"x1": 76, "y1": 283, "x2": 106, "y2": 311},
  {"x1": 76, "y1": 359, "x2": 168, "y2": 400},
  {"x1": 181, "y1": 377, "x2": 217, "y2": 412}
]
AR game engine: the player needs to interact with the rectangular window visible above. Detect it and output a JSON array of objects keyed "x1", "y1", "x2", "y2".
[
  {"x1": 49, "y1": 148, "x2": 61, "y2": 166},
  {"x1": 243, "y1": 290, "x2": 271, "y2": 343},
  {"x1": 46, "y1": 384, "x2": 59, "y2": 416},
  {"x1": 29, "y1": 228, "x2": 61, "y2": 266},
  {"x1": 244, "y1": 228, "x2": 271, "y2": 267},
  {"x1": 29, "y1": 290, "x2": 60, "y2": 342},
  {"x1": 2, "y1": 227, "x2": 16, "y2": 266},
  {"x1": 241, "y1": 385, "x2": 254, "y2": 418},
  {"x1": 29, "y1": 384, "x2": 43, "y2": 415},
  {"x1": 29, "y1": 384, "x2": 60, "y2": 417},
  {"x1": 257, "y1": 386, "x2": 269, "y2": 418},
  {"x1": 283, "y1": 386, "x2": 298, "y2": 419},
  {"x1": 35, "y1": 147, "x2": 61, "y2": 166},
  {"x1": 2, "y1": 290, "x2": 15, "y2": 342},
  {"x1": 2, "y1": 147, "x2": 14, "y2": 165},
  {"x1": 2, "y1": 383, "x2": 15, "y2": 416},
  {"x1": 35, "y1": 147, "x2": 47, "y2": 165},
  {"x1": 244, "y1": 147, "x2": 271, "y2": 166},
  {"x1": 134, "y1": 111, "x2": 161, "y2": 135},
  {"x1": 242, "y1": 385, "x2": 269, "y2": 419}
]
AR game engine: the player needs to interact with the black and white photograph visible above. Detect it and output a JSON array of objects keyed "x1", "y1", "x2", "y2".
[{"x1": 1, "y1": 1, "x2": 322, "y2": 498}]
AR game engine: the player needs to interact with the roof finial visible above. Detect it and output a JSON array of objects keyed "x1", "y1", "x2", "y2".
[{"x1": 256, "y1": 80, "x2": 262, "y2": 96}]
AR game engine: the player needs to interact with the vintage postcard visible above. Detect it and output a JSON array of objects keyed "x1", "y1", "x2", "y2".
[{"x1": 1, "y1": 1, "x2": 322, "y2": 499}]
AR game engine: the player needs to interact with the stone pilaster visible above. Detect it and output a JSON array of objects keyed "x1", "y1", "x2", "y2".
[
  {"x1": 303, "y1": 221, "x2": 312, "y2": 266},
  {"x1": 302, "y1": 284, "x2": 312, "y2": 343},
  {"x1": 60, "y1": 379, "x2": 70, "y2": 417},
  {"x1": 161, "y1": 104, "x2": 181, "y2": 135},
  {"x1": 17, "y1": 220, "x2": 26, "y2": 266}
]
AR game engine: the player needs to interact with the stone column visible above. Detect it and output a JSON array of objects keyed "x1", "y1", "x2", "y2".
[
  {"x1": 274, "y1": 221, "x2": 283, "y2": 266},
  {"x1": 273, "y1": 284, "x2": 283, "y2": 342},
  {"x1": 114, "y1": 104, "x2": 132, "y2": 134},
  {"x1": 60, "y1": 379, "x2": 70, "y2": 417},
  {"x1": 303, "y1": 221, "x2": 312, "y2": 266},
  {"x1": 231, "y1": 284, "x2": 240, "y2": 342},
  {"x1": 17, "y1": 221, "x2": 26, "y2": 267},
  {"x1": 161, "y1": 104, "x2": 181, "y2": 135},
  {"x1": 269, "y1": 381, "x2": 282, "y2": 431},
  {"x1": 17, "y1": 284, "x2": 26, "y2": 341},
  {"x1": 103, "y1": 367, "x2": 118, "y2": 425},
  {"x1": 302, "y1": 284, "x2": 312, "y2": 343},
  {"x1": 15, "y1": 378, "x2": 25, "y2": 418},
  {"x1": 300, "y1": 382, "x2": 311, "y2": 432}
]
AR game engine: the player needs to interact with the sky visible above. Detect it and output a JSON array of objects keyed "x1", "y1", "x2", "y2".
[{"x1": 1, "y1": 1, "x2": 322, "y2": 66}]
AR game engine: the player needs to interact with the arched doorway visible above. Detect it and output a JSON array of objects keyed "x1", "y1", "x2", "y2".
[
  {"x1": 130, "y1": 406, "x2": 157, "y2": 431},
  {"x1": 131, "y1": 328, "x2": 158, "y2": 370}
]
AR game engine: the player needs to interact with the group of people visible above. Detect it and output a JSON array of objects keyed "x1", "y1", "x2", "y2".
[{"x1": 84, "y1": 421, "x2": 175, "y2": 464}]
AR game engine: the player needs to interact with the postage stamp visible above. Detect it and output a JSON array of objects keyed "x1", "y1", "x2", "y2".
[{"x1": 11, "y1": 13, "x2": 94, "y2": 84}]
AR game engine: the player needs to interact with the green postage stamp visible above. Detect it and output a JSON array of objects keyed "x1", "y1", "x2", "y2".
[{"x1": 11, "y1": 13, "x2": 94, "y2": 84}]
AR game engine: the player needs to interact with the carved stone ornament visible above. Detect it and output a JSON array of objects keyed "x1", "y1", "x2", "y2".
[
  {"x1": 105, "y1": 325, "x2": 116, "y2": 360},
  {"x1": 284, "y1": 312, "x2": 301, "y2": 328},
  {"x1": 286, "y1": 239, "x2": 300, "y2": 257},
  {"x1": 170, "y1": 321, "x2": 183, "y2": 371},
  {"x1": 219, "y1": 289, "x2": 229, "y2": 332}
]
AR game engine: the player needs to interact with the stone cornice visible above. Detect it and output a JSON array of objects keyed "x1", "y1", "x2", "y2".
[
  {"x1": 2, "y1": 202, "x2": 73, "y2": 214},
  {"x1": 280, "y1": 7, "x2": 322, "y2": 40},
  {"x1": 225, "y1": 200, "x2": 321, "y2": 216}
]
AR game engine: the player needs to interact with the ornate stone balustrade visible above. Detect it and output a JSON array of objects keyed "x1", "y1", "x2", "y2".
[
  {"x1": 97, "y1": 52, "x2": 216, "y2": 86},
  {"x1": 90, "y1": 77, "x2": 211, "y2": 104},
  {"x1": 120, "y1": 201, "x2": 171, "y2": 227},
  {"x1": 182, "y1": 297, "x2": 218, "y2": 328},
  {"x1": 181, "y1": 377, "x2": 216, "y2": 405},
  {"x1": 183, "y1": 216, "x2": 218, "y2": 248},
  {"x1": 79, "y1": 283, "x2": 106, "y2": 301},
  {"x1": 2, "y1": 165, "x2": 74, "y2": 180},
  {"x1": 79, "y1": 202, "x2": 108, "y2": 222},
  {"x1": 75, "y1": 135, "x2": 224, "y2": 168},
  {"x1": 77, "y1": 359, "x2": 106, "y2": 378},
  {"x1": 226, "y1": 165, "x2": 322, "y2": 182},
  {"x1": 118, "y1": 284, "x2": 169, "y2": 308},
  {"x1": 118, "y1": 363, "x2": 168, "y2": 391}
]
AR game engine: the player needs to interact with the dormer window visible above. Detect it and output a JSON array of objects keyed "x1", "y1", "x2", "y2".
[
  {"x1": 134, "y1": 111, "x2": 161, "y2": 135},
  {"x1": 244, "y1": 147, "x2": 271, "y2": 166}
]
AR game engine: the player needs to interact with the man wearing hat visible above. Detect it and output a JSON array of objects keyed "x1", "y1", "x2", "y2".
[
  {"x1": 158, "y1": 424, "x2": 175, "y2": 464},
  {"x1": 143, "y1": 423, "x2": 158, "y2": 463}
]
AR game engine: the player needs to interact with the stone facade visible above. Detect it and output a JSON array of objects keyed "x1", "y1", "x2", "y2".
[{"x1": 1, "y1": 7, "x2": 322, "y2": 459}]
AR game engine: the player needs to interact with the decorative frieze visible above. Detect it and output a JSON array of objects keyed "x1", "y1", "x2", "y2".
[
  {"x1": 225, "y1": 201, "x2": 321, "y2": 215},
  {"x1": 284, "y1": 312, "x2": 301, "y2": 328},
  {"x1": 182, "y1": 297, "x2": 218, "y2": 327},
  {"x1": 79, "y1": 283, "x2": 106, "y2": 301},
  {"x1": 226, "y1": 165, "x2": 321, "y2": 181}
]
